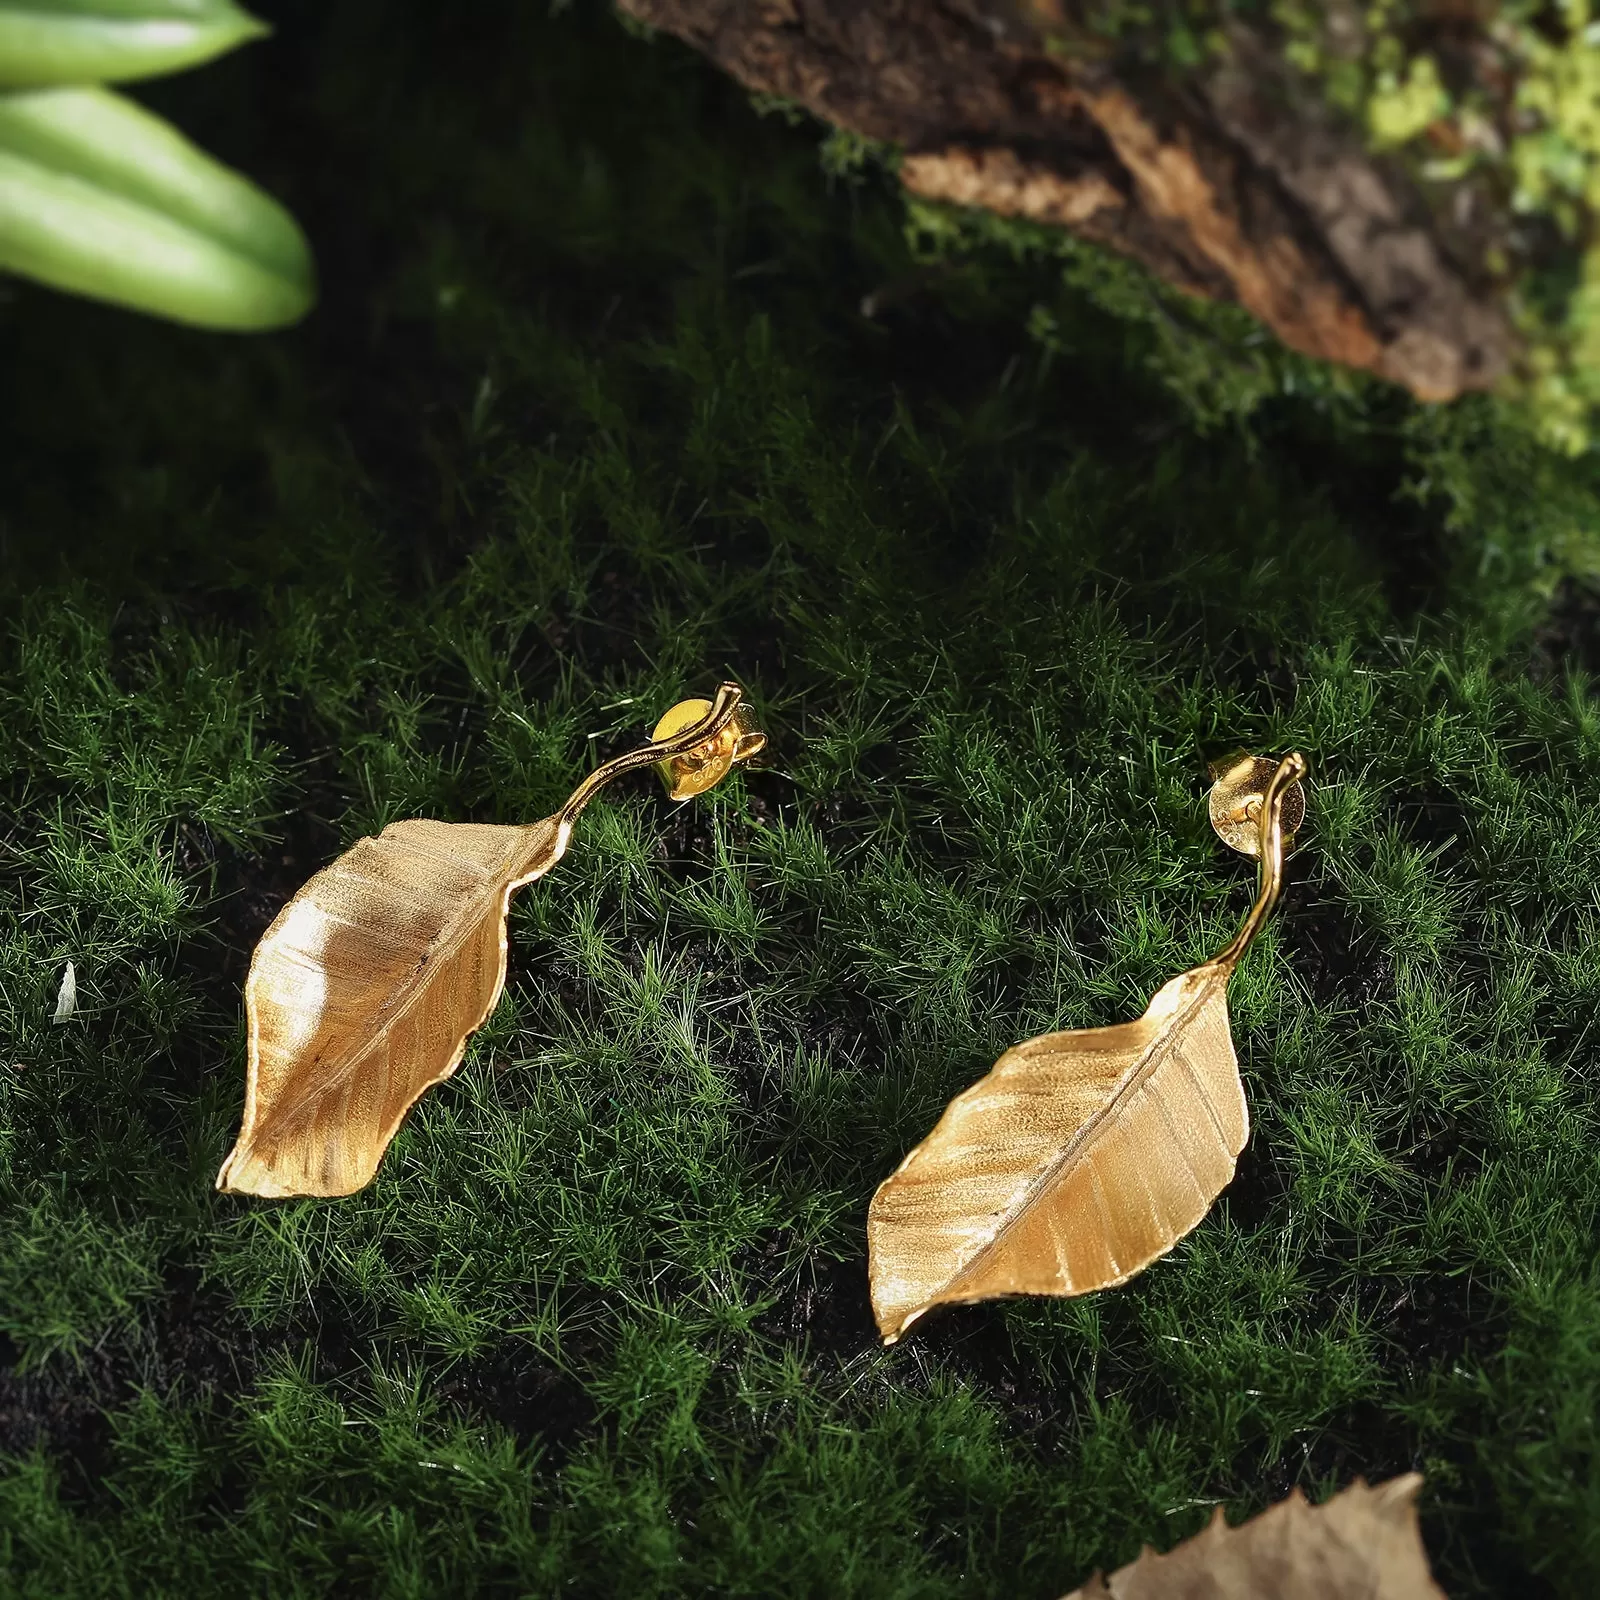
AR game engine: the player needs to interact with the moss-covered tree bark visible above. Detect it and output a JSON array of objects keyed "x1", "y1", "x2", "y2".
[{"x1": 618, "y1": 1, "x2": 1600, "y2": 416}]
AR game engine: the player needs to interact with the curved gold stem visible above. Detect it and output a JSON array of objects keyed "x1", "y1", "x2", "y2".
[
  {"x1": 555, "y1": 683, "x2": 745, "y2": 830},
  {"x1": 1212, "y1": 751, "x2": 1307, "y2": 972}
]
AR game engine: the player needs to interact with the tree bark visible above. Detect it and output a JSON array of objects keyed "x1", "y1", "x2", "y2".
[{"x1": 615, "y1": 0, "x2": 1516, "y2": 404}]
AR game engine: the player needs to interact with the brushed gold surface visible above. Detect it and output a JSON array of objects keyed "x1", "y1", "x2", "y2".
[
  {"x1": 218, "y1": 685, "x2": 761, "y2": 1199},
  {"x1": 868, "y1": 753, "x2": 1306, "y2": 1343}
]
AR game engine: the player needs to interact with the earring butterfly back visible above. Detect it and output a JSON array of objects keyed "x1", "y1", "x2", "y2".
[{"x1": 651, "y1": 695, "x2": 767, "y2": 798}]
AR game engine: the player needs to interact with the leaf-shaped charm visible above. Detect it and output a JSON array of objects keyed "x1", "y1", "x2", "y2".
[
  {"x1": 870, "y1": 962, "x2": 1245, "y2": 1341},
  {"x1": 1065, "y1": 1473, "x2": 1446, "y2": 1599},
  {"x1": 218, "y1": 820, "x2": 563, "y2": 1198},
  {"x1": 218, "y1": 686, "x2": 763, "y2": 1199},
  {"x1": 869, "y1": 753, "x2": 1305, "y2": 1343}
]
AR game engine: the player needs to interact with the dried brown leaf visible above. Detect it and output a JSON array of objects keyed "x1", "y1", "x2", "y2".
[{"x1": 1063, "y1": 1474, "x2": 1448, "y2": 1599}]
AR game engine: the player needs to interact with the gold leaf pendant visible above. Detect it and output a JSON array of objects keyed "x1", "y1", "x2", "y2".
[
  {"x1": 217, "y1": 684, "x2": 765, "y2": 1199},
  {"x1": 868, "y1": 752, "x2": 1306, "y2": 1344}
]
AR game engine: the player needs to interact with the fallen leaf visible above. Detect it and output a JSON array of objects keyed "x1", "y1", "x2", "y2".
[
  {"x1": 868, "y1": 754, "x2": 1304, "y2": 1342},
  {"x1": 218, "y1": 686, "x2": 756, "y2": 1198},
  {"x1": 1064, "y1": 1473, "x2": 1447, "y2": 1599}
]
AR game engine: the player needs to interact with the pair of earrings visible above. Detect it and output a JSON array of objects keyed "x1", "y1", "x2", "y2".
[{"x1": 217, "y1": 684, "x2": 1306, "y2": 1346}]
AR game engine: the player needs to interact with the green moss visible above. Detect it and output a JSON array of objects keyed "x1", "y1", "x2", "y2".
[
  {"x1": 1276, "y1": 0, "x2": 1600, "y2": 450},
  {"x1": 1017, "y1": 4, "x2": 1600, "y2": 450},
  {"x1": 2, "y1": 0, "x2": 1600, "y2": 1594},
  {"x1": 901, "y1": 193, "x2": 1367, "y2": 436},
  {"x1": 1367, "y1": 51, "x2": 1449, "y2": 148}
]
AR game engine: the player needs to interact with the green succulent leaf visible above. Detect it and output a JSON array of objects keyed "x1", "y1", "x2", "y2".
[
  {"x1": 0, "y1": 0, "x2": 267, "y2": 88},
  {"x1": 0, "y1": 86, "x2": 313, "y2": 329}
]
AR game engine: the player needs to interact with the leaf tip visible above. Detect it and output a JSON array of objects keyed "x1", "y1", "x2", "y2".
[
  {"x1": 199, "y1": 4, "x2": 276, "y2": 63},
  {"x1": 237, "y1": 8, "x2": 274, "y2": 43},
  {"x1": 215, "y1": 1138, "x2": 319, "y2": 1199},
  {"x1": 872, "y1": 1289, "x2": 929, "y2": 1346},
  {"x1": 214, "y1": 1142, "x2": 256, "y2": 1195}
]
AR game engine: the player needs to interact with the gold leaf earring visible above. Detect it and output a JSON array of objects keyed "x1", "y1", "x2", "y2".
[
  {"x1": 867, "y1": 751, "x2": 1307, "y2": 1344},
  {"x1": 217, "y1": 683, "x2": 766, "y2": 1200}
]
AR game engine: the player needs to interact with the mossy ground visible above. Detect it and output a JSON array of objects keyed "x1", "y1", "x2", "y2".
[{"x1": 3, "y1": 3, "x2": 1600, "y2": 1594}]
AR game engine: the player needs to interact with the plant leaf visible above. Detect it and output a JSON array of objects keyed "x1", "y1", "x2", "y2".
[
  {"x1": 217, "y1": 819, "x2": 566, "y2": 1198},
  {"x1": 868, "y1": 752, "x2": 1304, "y2": 1342},
  {"x1": 1064, "y1": 1473, "x2": 1447, "y2": 1599},
  {"x1": 868, "y1": 960, "x2": 1247, "y2": 1342},
  {"x1": 0, "y1": 86, "x2": 313, "y2": 329},
  {"x1": 0, "y1": 1, "x2": 268, "y2": 89}
]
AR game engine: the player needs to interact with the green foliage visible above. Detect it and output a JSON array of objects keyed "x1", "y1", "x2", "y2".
[
  {"x1": 0, "y1": 2, "x2": 312, "y2": 328},
  {"x1": 903, "y1": 183, "x2": 1600, "y2": 607},
  {"x1": 2, "y1": 1, "x2": 1600, "y2": 1594},
  {"x1": 953, "y1": 3, "x2": 1600, "y2": 449},
  {"x1": 903, "y1": 193, "x2": 1368, "y2": 437},
  {"x1": 1275, "y1": 0, "x2": 1600, "y2": 452},
  {"x1": 0, "y1": 0, "x2": 266, "y2": 89}
]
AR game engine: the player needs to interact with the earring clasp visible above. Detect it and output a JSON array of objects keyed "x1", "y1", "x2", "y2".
[
  {"x1": 651, "y1": 693, "x2": 767, "y2": 799},
  {"x1": 1207, "y1": 751, "x2": 1307, "y2": 857}
]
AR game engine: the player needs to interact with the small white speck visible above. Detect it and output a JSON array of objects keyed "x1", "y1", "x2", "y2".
[{"x1": 52, "y1": 961, "x2": 77, "y2": 1024}]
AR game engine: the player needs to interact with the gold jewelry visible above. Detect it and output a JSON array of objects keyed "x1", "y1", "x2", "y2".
[
  {"x1": 217, "y1": 684, "x2": 765, "y2": 1199},
  {"x1": 867, "y1": 752, "x2": 1306, "y2": 1344}
]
